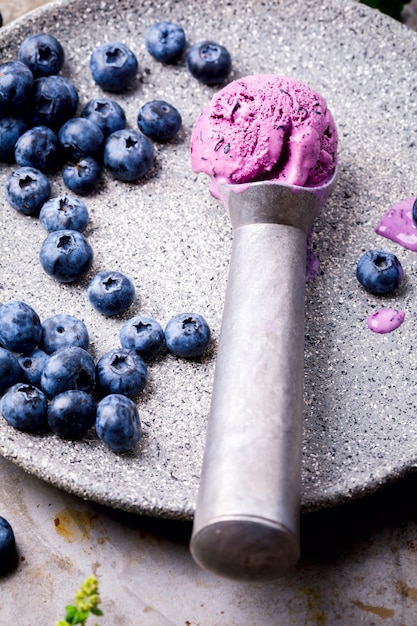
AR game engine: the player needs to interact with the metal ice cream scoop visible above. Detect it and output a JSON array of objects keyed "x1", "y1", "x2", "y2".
[{"x1": 190, "y1": 172, "x2": 337, "y2": 581}]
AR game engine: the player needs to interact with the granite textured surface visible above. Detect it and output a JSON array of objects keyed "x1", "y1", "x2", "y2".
[
  {"x1": 2, "y1": 0, "x2": 417, "y2": 522},
  {"x1": 1, "y1": 1, "x2": 417, "y2": 624}
]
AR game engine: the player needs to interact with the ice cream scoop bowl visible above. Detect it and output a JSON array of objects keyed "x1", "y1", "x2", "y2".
[{"x1": 190, "y1": 171, "x2": 337, "y2": 581}]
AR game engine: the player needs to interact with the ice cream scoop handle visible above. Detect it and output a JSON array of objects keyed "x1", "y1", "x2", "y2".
[{"x1": 190, "y1": 221, "x2": 307, "y2": 581}]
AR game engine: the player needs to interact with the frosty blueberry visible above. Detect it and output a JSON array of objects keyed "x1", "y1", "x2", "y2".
[
  {"x1": 58, "y1": 117, "x2": 104, "y2": 162},
  {"x1": 145, "y1": 22, "x2": 187, "y2": 64},
  {"x1": 412, "y1": 198, "x2": 417, "y2": 226},
  {"x1": 103, "y1": 129, "x2": 153, "y2": 181},
  {"x1": 47, "y1": 390, "x2": 97, "y2": 439},
  {"x1": 0, "y1": 347, "x2": 20, "y2": 394},
  {"x1": 165, "y1": 313, "x2": 211, "y2": 358},
  {"x1": 39, "y1": 229, "x2": 93, "y2": 283},
  {"x1": 95, "y1": 393, "x2": 142, "y2": 453},
  {"x1": 186, "y1": 40, "x2": 232, "y2": 85},
  {"x1": 1, "y1": 383, "x2": 48, "y2": 432},
  {"x1": 137, "y1": 100, "x2": 182, "y2": 142},
  {"x1": 120, "y1": 315, "x2": 165, "y2": 360},
  {"x1": 87, "y1": 270, "x2": 135, "y2": 316},
  {"x1": 90, "y1": 42, "x2": 138, "y2": 92},
  {"x1": 14, "y1": 125, "x2": 61, "y2": 172},
  {"x1": 0, "y1": 61, "x2": 33, "y2": 115},
  {"x1": 40, "y1": 346, "x2": 96, "y2": 399},
  {"x1": 18, "y1": 33, "x2": 64, "y2": 77},
  {"x1": 0, "y1": 516, "x2": 17, "y2": 576},
  {"x1": 62, "y1": 156, "x2": 102, "y2": 195},
  {"x1": 39, "y1": 195, "x2": 89, "y2": 233},
  {"x1": 81, "y1": 98, "x2": 126, "y2": 138},
  {"x1": 4, "y1": 166, "x2": 51, "y2": 217},
  {"x1": 18, "y1": 349, "x2": 49, "y2": 386},
  {"x1": 0, "y1": 116, "x2": 28, "y2": 163},
  {"x1": 96, "y1": 347, "x2": 147, "y2": 398},
  {"x1": 356, "y1": 249, "x2": 403, "y2": 295},
  {"x1": 0, "y1": 300, "x2": 42, "y2": 354},
  {"x1": 28, "y1": 75, "x2": 79, "y2": 130},
  {"x1": 41, "y1": 313, "x2": 89, "y2": 353}
]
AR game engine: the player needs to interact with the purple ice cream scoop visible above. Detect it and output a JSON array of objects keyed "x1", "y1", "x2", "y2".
[{"x1": 189, "y1": 74, "x2": 338, "y2": 582}]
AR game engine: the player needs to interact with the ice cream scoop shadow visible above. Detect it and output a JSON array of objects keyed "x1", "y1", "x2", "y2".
[
  {"x1": 299, "y1": 161, "x2": 395, "y2": 502},
  {"x1": 302, "y1": 161, "x2": 364, "y2": 331},
  {"x1": 306, "y1": 161, "x2": 361, "y2": 268}
]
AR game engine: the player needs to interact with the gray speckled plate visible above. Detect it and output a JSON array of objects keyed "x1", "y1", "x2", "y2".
[{"x1": 1, "y1": 0, "x2": 417, "y2": 520}]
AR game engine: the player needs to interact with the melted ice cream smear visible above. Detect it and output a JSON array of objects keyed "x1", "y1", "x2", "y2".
[
  {"x1": 375, "y1": 197, "x2": 417, "y2": 251},
  {"x1": 367, "y1": 308, "x2": 405, "y2": 334}
]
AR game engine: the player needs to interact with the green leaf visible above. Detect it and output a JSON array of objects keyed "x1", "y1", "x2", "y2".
[
  {"x1": 63, "y1": 606, "x2": 89, "y2": 625},
  {"x1": 58, "y1": 575, "x2": 103, "y2": 626},
  {"x1": 77, "y1": 610, "x2": 90, "y2": 622},
  {"x1": 64, "y1": 605, "x2": 78, "y2": 621},
  {"x1": 91, "y1": 608, "x2": 104, "y2": 616}
]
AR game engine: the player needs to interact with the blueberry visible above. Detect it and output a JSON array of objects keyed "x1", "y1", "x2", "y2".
[
  {"x1": 62, "y1": 156, "x2": 102, "y2": 195},
  {"x1": 87, "y1": 270, "x2": 135, "y2": 316},
  {"x1": 1, "y1": 383, "x2": 48, "y2": 432},
  {"x1": 0, "y1": 516, "x2": 17, "y2": 576},
  {"x1": 0, "y1": 116, "x2": 28, "y2": 163},
  {"x1": 80, "y1": 98, "x2": 126, "y2": 138},
  {"x1": 120, "y1": 315, "x2": 165, "y2": 360},
  {"x1": 14, "y1": 125, "x2": 61, "y2": 173},
  {"x1": 28, "y1": 76, "x2": 79, "y2": 130},
  {"x1": 103, "y1": 129, "x2": 153, "y2": 181},
  {"x1": 4, "y1": 166, "x2": 51, "y2": 217},
  {"x1": 18, "y1": 349, "x2": 49, "y2": 386},
  {"x1": 137, "y1": 100, "x2": 182, "y2": 142},
  {"x1": 41, "y1": 313, "x2": 89, "y2": 354},
  {"x1": 90, "y1": 42, "x2": 138, "y2": 92},
  {"x1": 0, "y1": 301, "x2": 42, "y2": 354},
  {"x1": 0, "y1": 347, "x2": 20, "y2": 394},
  {"x1": 96, "y1": 347, "x2": 147, "y2": 399},
  {"x1": 356, "y1": 249, "x2": 403, "y2": 295},
  {"x1": 95, "y1": 393, "x2": 141, "y2": 453},
  {"x1": 412, "y1": 198, "x2": 417, "y2": 225},
  {"x1": 18, "y1": 33, "x2": 65, "y2": 78},
  {"x1": 186, "y1": 40, "x2": 232, "y2": 85},
  {"x1": 47, "y1": 389, "x2": 96, "y2": 439},
  {"x1": 145, "y1": 22, "x2": 187, "y2": 64},
  {"x1": 40, "y1": 346, "x2": 96, "y2": 398},
  {"x1": 165, "y1": 313, "x2": 211, "y2": 358},
  {"x1": 39, "y1": 229, "x2": 93, "y2": 283},
  {"x1": 0, "y1": 61, "x2": 33, "y2": 115},
  {"x1": 58, "y1": 117, "x2": 104, "y2": 162},
  {"x1": 39, "y1": 195, "x2": 89, "y2": 233}
]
